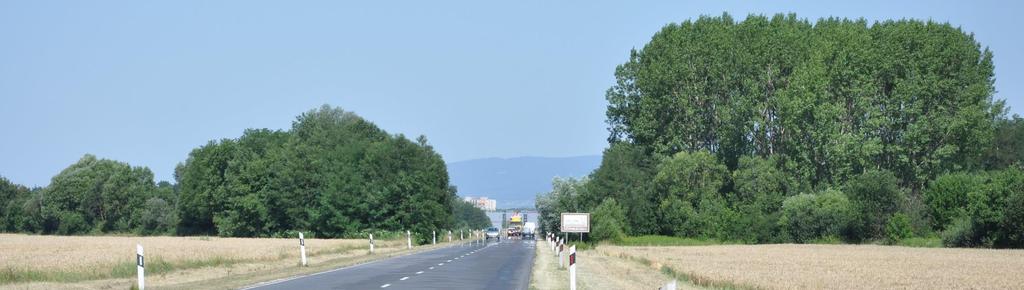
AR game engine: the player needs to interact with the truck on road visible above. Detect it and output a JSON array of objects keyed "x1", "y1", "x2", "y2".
[{"x1": 522, "y1": 222, "x2": 536, "y2": 239}]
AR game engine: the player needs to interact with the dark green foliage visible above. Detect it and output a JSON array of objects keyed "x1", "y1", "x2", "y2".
[
  {"x1": 983, "y1": 115, "x2": 1024, "y2": 169},
  {"x1": 606, "y1": 13, "x2": 999, "y2": 192},
  {"x1": 581, "y1": 143, "x2": 660, "y2": 235},
  {"x1": 138, "y1": 197, "x2": 177, "y2": 235},
  {"x1": 657, "y1": 195, "x2": 696, "y2": 237},
  {"x1": 924, "y1": 172, "x2": 984, "y2": 231},
  {"x1": 941, "y1": 216, "x2": 980, "y2": 247},
  {"x1": 452, "y1": 199, "x2": 491, "y2": 230},
  {"x1": 778, "y1": 189, "x2": 854, "y2": 243},
  {"x1": 732, "y1": 156, "x2": 791, "y2": 211},
  {"x1": 0, "y1": 177, "x2": 32, "y2": 232},
  {"x1": 176, "y1": 105, "x2": 455, "y2": 238},
  {"x1": 964, "y1": 167, "x2": 1024, "y2": 247},
  {"x1": 590, "y1": 198, "x2": 627, "y2": 242},
  {"x1": 33, "y1": 155, "x2": 163, "y2": 234},
  {"x1": 886, "y1": 213, "x2": 913, "y2": 244},
  {"x1": 939, "y1": 168, "x2": 1024, "y2": 248},
  {"x1": 535, "y1": 177, "x2": 586, "y2": 235},
  {"x1": 843, "y1": 170, "x2": 906, "y2": 241},
  {"x1": 654, "y1": 151, "x2": 729, "y2": 205}
]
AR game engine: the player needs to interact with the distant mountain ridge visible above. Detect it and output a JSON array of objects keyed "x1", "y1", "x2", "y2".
[{"x1": 447, "y1": 155, "x2": 602, "y2": 209}]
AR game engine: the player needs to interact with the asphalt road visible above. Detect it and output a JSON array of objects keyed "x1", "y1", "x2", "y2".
[{"x1": 246, "y1": 238, "x2": 536, "y2": 290}]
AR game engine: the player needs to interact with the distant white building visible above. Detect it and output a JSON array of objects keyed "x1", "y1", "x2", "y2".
[{"x1": 463, "y1": 196, "x2": 497, "y2": 211}]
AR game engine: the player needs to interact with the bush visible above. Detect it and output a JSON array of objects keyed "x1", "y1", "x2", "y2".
[
  {"x1": 657, "y1": 195, "x2": 696, "y2": 237},
  {"x1": 779, "y1": 189, "x2": 855, "y2": 243},
  {"x1": 941, "y1": 216, "x2": 980, "y2": 247},
  {"x1": 654, "y1": 150, "x2": 729, "y2": 205},
  {"x1": 844, "y1": 170, "x2": 906, "y2": 241},
  {"x1": 55, "y1": 211, "x2": 88, "y2": 235},
  {"x1": 591, "y1": 198, "x2": 627, "y2": 242},
  {"x1": 945, "y1": 167, "x2": 1024, "y2": 248},
  {"x1": 886, "y1": 213, "x2": 913, "y2": 244},
  {"x1": 138, "y1": 197, "x2": 178, "y2": 235},
  {"x1": 924, "y1": 172, "x2": 983, "y2": 231}
]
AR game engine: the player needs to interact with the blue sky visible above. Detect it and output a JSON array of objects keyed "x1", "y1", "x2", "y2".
[{"x1": 1, "y1": 0, "x2": 1021, "y2": 187}]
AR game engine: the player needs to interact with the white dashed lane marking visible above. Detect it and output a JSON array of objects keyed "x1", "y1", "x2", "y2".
[
  {"x1": 400, "y1": 277, "x2": 409, "y2": 281},
  {"x1": 416, "y1": 271, "x2": 424, "y2": 274},
  {"x1": 381, "y1": 284, "x2": 390, "y2": 288}
]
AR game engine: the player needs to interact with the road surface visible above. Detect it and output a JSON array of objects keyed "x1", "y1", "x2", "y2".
[{"x1": 246, "y1": 239, "x2": 535, "y2": 290}]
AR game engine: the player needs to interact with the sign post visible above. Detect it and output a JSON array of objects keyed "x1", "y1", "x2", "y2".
[
  {"x1": 560, "y1": 213, "x2": 590, "y2": 233},
  {"x1": 369, "y1": 233, "x2": 375, "y2": 254},
  {"x1": 569, "y1": 244, "x2": 577, "y2": 290},
  {"x1": 136, "y1": 244, "x2": 145, "y2": 290},
  {"x1": 299, "y1": 232, "x2": 307, "y2": 266},
  {"x1": 407, "y1": 230, "x2": 412, "y2": 249}
]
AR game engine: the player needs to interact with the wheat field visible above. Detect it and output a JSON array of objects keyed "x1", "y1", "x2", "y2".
[
  {"x1": 600, "y1": 244, "x2": 1024, "y2": 290},
  {"x1": 0, "y1": 233, "x2": 414, "y2": 289}
]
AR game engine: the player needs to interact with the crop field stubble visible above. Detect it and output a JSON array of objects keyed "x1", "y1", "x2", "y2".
[
  {"x1": 0, "y1": 233, "x2": 413, "y2": 289},
  {"x1": 600, "y1": 244, "x2": 1024, "y2": 290}
]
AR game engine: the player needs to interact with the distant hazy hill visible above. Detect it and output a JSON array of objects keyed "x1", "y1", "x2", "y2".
[{"x1": 447, "y1": 155, "x2": 602, "y2": 209}]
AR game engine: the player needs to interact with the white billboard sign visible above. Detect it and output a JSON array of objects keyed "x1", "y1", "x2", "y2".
[{"x1": 560, "y1": 213, "x2": 590, "y2": 233}]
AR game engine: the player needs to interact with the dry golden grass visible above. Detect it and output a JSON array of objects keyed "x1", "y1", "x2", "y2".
[
  {"x1": 0, "y1": 234, "x2": 371, "y2": 273},
  {"x1": 601, "y1": 244, "x2": 1024, "y2": 290},
  {"x1": 530, "y1": 240, "x2": 704, "y2": 290},
  {"x1": 0, "y1": 233, "x2": 441, "y2": 289}
]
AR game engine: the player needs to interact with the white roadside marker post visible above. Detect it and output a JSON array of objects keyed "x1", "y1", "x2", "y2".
[
  {"x1": 432, "y1": 230, "x2": 436, "y2": 245},
  {"x1": 299, "y1": 232, "x2": 307, "y2": 266},
  {"x1": 136, "y1": 244, "x2": 145, "y2": 290},
  {"x1": 662, "y1": 280, "x2": 677, "y2": 290},
  {"x1": 407, "y1": 230, "x2": 412, "y2": 249},
  {"x1": 460, "y1": 229, "x2": 464, "y2": 240},
  {"x1": 369, "y1": 233, "x2": 375, "y2": 254},
  {"x1": 448, "y1": 230, "x2": 452, "y2": 243},
  {"x1": 569, "y1": 245, "x2": 577, "y2": 290},
  {"x1": 558, "y1": 241, "x2": 564, "y2": 268}
]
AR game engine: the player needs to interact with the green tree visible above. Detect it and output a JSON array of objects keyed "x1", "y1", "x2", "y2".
[
  {"x1": 886, "y1": 213, "x2": 913, "y2": 244},
  {"x1": 843, "y1": 170, "x2": 906, "y2": 241},
  {"x1": 654, "y1": 150, "x2": 729, "y2": 205},
  {"x1": 452, "y1": 199, "x2": 491, "y2": 230},
  {"x1": 535, "y1": 177, "x2": 587, "y2": 235},
  {"x1": 41, "y1": 154, "x2": 158, "y2": 234},
  {"x1": 924, "y1": 172, "x2": 985, "y2": 231},
  {"x1": 657, "y1": 195, "x2": 696, "y2": 237},
  {"x1": 176, "y1": 105, "x2": 456, "y2": 238},
  {"x1": 606, "y1": 13, "x2": 1000, "y2": 191},
  {"x1": 590, "y1": 198, "x2": 627, "y2": 242},
  {"x1": 0, "y1": 177, "x2": 32, "y2": 232},
  {"x1": 984, "y1": 115, "x2": 1024, "y2": 169},
  {"x1": 583, "y1": 143, "x2": 659, "y2": 235},
  {"x1": 779, "y1": 189, "x2": 855, "y2": 243}
]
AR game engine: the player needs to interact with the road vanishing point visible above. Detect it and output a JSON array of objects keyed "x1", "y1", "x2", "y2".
[{"x1": 245, "y1": 239, "x2": 535, "y2": 290}]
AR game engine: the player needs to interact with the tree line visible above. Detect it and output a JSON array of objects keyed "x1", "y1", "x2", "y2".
[
  {"x1": 0, "y1": 105, "x2": 491, "y2": 241},
  {"x1": 538, "y1": 13, "x2": 1024, "y2": 248}
]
